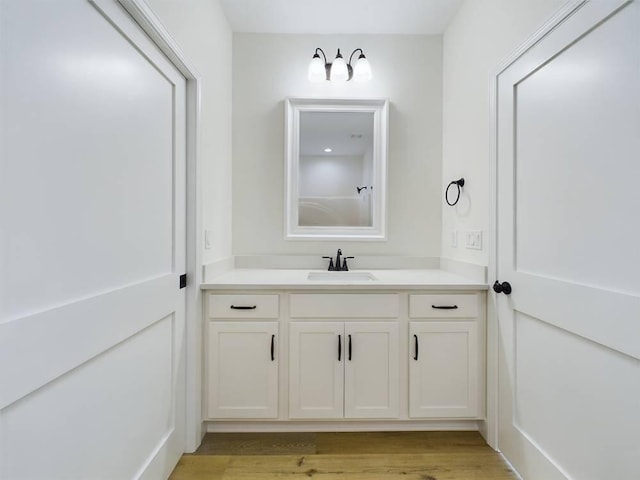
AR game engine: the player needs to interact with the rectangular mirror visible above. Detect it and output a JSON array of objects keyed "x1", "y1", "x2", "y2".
[{"x1": 285, "y1": 98, "x2": 388, "y2": 240}]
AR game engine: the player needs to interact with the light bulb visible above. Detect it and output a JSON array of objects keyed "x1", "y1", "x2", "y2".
[
  {"x1": 330, "y1": 49, "x2": 349, "y2": 82},
  {"x1": 308, "y1": 54, "x2": 326, "y2": 83},
  {"x1": 353, "y1": 55, "x2": 372, "y2": 82}
]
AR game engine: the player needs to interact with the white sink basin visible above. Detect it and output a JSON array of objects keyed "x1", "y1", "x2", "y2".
[{"x1": 307, "y1": 271, "x2": 378, "y2": 281}]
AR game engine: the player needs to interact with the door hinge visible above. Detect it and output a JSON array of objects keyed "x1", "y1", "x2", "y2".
[{"x1": 179, "y1": 273, "x2": 187, "y2": 289}]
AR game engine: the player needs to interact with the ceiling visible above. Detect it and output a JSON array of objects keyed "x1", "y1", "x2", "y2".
[
  {"x1": 300, "y1": 112, "x2": 373, "y2": 156},
  {"x1": 220, "y1": 0, "x2": 464, "y2": 35}
]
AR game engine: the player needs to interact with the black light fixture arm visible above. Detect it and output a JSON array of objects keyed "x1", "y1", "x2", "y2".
[
  {"x1": 312, "y1": 47, "x2": 331, "y2": 80},
  {"x1": 309, "y1": 47, "x2": 371, "y2": 82},
  {"x1": 313, "y1": 47, "x2": 328, "y2": 64},
  {"x1": 348, "y1": 48, "x2": 365, "y2": 65},
  {"x1": 345, "y1": 48, "x2": 366, "y2": 80}
]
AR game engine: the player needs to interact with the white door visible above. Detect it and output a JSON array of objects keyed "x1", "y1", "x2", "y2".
[
  {"x1": 344, "y1": 322, "x2": 399, "y2": 418},
  {"x1": 495, "y1": 1, "x2": 640, "y2": 478},
  {"x1": 208, "y1": 322, "x2": 278, "y2": 418},
  {"x1": 289, "y1": 322, "x2": 344, "y2": 418},
  {"x1": 0, "y1": 1, "x2": 187, "y2": 479},
  {"x1": 409, "y1": 322, "x2": 479, "y2": 418}
]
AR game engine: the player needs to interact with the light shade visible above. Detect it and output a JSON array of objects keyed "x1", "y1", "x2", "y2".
[
  {"x1": 330, "y1": 50, "x2": 349, "y2": 82},
  {"x1": 353, "y1": 56, "x2": 372, "y2": 82},
  {"x1": 308, "y1": 55, "x2": 326, "y2": 82},
  {"x1": 308, "y1": 47, "x2": 372, "y2": 83}
]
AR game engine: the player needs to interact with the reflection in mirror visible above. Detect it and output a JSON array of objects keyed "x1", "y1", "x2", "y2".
[
  {"x1": 285, "y1": 98, "x2": 388, "y2": 240},
  {"x1": 299, "y1": 111, "x2": 373, "y2": 227}
]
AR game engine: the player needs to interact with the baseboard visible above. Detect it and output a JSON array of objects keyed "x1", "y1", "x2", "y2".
[
  {"x1": 205, "y1": 420, "x2": 482, "y2": 433},
  {"x1": 136, "y1": 429, "x2": 178, "y2": 480}
]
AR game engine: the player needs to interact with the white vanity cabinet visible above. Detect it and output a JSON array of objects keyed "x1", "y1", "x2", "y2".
[
  {"x1": 204, "y1": 284, "x2": 485, "y2": 426},
  {"x1": 288, "y1": 293, "x2": 400, "y2": 420},
  {"x1": 408, "y1": 293, "x2": 484, "y2": 418},
  {"x1": 289, "y1": 321, "x2": 399, "y2": 419},
  {"x1": 206, "y1": 294, "x2": 279, "y2": 419}
]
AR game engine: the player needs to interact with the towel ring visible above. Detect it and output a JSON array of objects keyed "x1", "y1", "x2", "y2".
[{"x1": 445, "y1": 178, "x2": 465, "y2": 206}]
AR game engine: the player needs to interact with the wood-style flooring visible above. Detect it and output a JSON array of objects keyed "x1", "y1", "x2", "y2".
[{"x1": 169, "y1": 431, "x2": 517, "y2": 480}]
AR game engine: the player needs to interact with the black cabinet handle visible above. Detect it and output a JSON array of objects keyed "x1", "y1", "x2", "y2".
[
  {"x1": 338, "y1": 335, "x2": 342, "y2": 361},
  {"x1": 230, "y1": 305, "x2": 257, "y2": 310},
  {"x1": 270, "y1": 334, "x2": 275, "y2": 361},
  {"x1": 431, "y1": 305, "x2": 458, "y2": 310},
  {"x1": 413, "y1": 334, "x2": 419, "y2": 361},
  {"x1": 348, "y1": 334, "x2": 352, "y2": 361}
]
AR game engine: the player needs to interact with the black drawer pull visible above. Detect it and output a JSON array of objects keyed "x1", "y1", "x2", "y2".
[
  {"x1": 338, "y1": 335, "x2": 342, "y2": 361},
  {"x1": 348, "y1": 334, "x2": 352, "y2": 361},
  {"x1": 230, "y1": 305, "x2": 257, "y2": 310},
  {"x1": 413, "y1": 334, "x2": 419, "y2": 361},
  {"x1": 270, "y1": 334, "x2": 275, "y2": 361},
  {"x1": 431, "y1": 305, "x2": 458, "y2": 310}
]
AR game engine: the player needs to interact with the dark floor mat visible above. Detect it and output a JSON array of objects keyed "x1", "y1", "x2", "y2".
[{"x1": 193, "y1": 432, "x2": 317, "y2": 455}]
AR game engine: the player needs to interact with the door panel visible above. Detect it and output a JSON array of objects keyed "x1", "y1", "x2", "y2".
[
  {"x1": 1, "y1": 0, "x2": 176, "y2": 320},
  {"x1": 2, "y1": 317, "x2": 174, "y2": 478},
  {"x1": 0, "y1": 1, "x2": 187, "y2": 479},
  {"x1": 409, "y1": 322, "x2": 479, "y2": 418},
  {"x1": 512, "y1": 313, "x2": 638, "y2": 480},
  {"x1": 513, "y1": 0, "x2": 640, "y2": 295},
  {"x1": 289, "y1": 322, "x2": 344, "y2": 418},
  {"x1": 208, "y1": 322, "x2": 278, "y2": 418},
  {"x1": 495, "y1": 1, "x2": 640, "y2": 478},
  {"x1": 344, "y1": 322, "x2": 399, "y2": 418}
]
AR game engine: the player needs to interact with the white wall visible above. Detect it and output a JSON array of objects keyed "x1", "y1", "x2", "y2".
[
  {"x1": 299, "y1": 155, "x2": 365, "y2": 197},
  {"x1": 232, "y1": 34, "x2": 442, "y2": 256},
  {"x1": 147, "y1": 0, "x2": 233, "y2": 265},
  {"x1": 441, "y1": 0, "x2": 565, "y2": 265},
  {"x1": 299, "y1": 155, "x2": 368, "y2": 227}
]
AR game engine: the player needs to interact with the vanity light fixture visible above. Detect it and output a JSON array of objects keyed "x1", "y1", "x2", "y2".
[{"x1": 308, "y1": 48, "x2": 372, "y2": 83}]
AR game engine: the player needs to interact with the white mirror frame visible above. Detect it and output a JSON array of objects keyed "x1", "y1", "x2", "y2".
[{"x1": 285, "y1": 97, "x2": 389, "y2": 240}]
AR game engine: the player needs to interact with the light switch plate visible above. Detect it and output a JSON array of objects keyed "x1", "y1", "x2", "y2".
[
  {"x1": 465, "y1": 230, "x2": 483, "y2": 250},
  {"x1": 204, "y1": 229, "x2": 213, "y2": 250},
  {"x1": 451, "y1": 230, "x2": 458, "y2": 248}
]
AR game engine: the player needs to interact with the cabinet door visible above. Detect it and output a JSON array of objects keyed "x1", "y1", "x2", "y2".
[
  {"x1": 409, "y1": 321, "x2": 479, "y2": 418},
  {"x1": 289, "y1": 322, "x2": 344, "y2": 419},
  {"x1": 344, "y1": 322, "x2": 399, "y2": 418},
  {"x1": 208, "y1": 322, "x2": 278, "y2": 419}
]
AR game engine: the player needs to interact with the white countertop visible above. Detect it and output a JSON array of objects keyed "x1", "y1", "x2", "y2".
[{"x1": 201, "y1": 269, "x2": 488, "y2": 290}]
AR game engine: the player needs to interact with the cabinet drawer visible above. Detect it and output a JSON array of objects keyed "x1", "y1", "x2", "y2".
[
  {"x1": 409, "y1": 294, "x2": 478, "y2": 318},
  {"x1": 289, "y1": 294, "x2": 399, "y2": 318},
  {"x1": 208, "y1": 294, "x2": 279, "y2": 318}
]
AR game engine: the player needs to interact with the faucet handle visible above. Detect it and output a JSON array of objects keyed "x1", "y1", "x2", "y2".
[
  {"x1": 342, "y1": 257, "x2": 355, "y2": 271},
  {"x1": 322, "y1": 256, "x2": 335, "y2": 271}
]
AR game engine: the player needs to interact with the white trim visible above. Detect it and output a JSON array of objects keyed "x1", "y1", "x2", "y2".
[
  {"x1": 491, "y1": 0, "x2": 589, "y2": 77},
  {"x1": 117, "y1": 0, "x2": 204, "y2": 453},
  {"x1": 486, "y1": 0, "x2": 589, "y2": 452},
  {"x1": 206, "y1": 420, "x2": 483, "y2": 433},
  {"x1": 284, "y1": 97, "x2": 389, "y2": 241}
]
